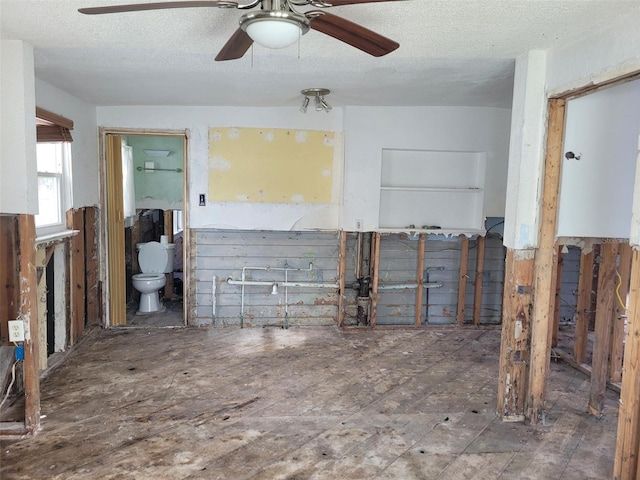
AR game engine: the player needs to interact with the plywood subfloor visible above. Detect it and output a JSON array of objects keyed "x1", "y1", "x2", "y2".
[{"x1": 0, "y1": 327, "x2": 618, "y2": 479}]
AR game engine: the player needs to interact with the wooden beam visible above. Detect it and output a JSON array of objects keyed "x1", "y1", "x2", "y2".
[
  {"x1": 415, "y1": 233, "x2": 426, "y2": 326},
  {"x1": 551, "y1": 245, "x2": 563, "y2": 348},
  {"x1": 588, "y1": 241, "x2": 618, "y2": 416},
  {"x1": 67, "y1": 209, "x2": 86, "y2": 344},
  {"x1": 337, "y1": 231, "x2": 347, "y2": 328},
  {"x1": 497, "y1": 249, "x2": 535, "y2": 421},
  {"x1": 370, "y1": 232, "x2": 381, "y2": 328},
  {"x1": 614, "y1": 249, "x2": 640, "y2": 480},
  {"x1": 18, "y1": 215, "x2": 41, "y2": 433},
  {"x1": 0, "y1": 216, "x2": 19, "y2": 345},
  {"x1": 84, "y1": 207, "x2": 100, "y2": 326},
  {"x1": 457, "y1": 235, "x2": 470, "y2": 326},
  {"x1": 473, "y1": 235, "x2": 486, "y2": 327},
  {"x1": 574, "y1": 248, "x2": 595, "y2": 363},
  {"x1": 526, "y1": 98, "x2": 565, "y2": 425},
  {"x1": 610, "y1": 243, "x2": 631, "y2": 383}
]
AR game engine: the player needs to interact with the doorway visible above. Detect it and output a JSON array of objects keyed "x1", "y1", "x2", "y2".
[{"x1": 100, "y1": 128, "x2": 189, "y2": 327}]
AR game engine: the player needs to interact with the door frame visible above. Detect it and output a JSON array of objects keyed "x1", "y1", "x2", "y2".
[{"x1": 98, "y1": 127, "x2": 190, "y2": 327}]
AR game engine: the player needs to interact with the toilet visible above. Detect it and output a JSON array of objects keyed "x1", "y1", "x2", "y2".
[{"x1": 132, "y1": 241, "x2": 175, "y2": 314}]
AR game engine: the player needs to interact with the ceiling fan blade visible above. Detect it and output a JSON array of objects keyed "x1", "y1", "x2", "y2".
[
  {"x1": 78, "y1": 1, "x2": 237, "y2": 15},
  {"x1": 215, "y1": 28, "x2": 254, "y2": 61},
  {"x1": 307, "y1": 11, "x2": 398, "y2": 57},
  {"x1": 319, "y1": 0, "x2": 407, "y2": 6}
]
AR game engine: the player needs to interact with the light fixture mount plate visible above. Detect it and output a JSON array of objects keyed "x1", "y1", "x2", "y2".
[{"x1": 301, "y1": 88, "x2": 330, "y2": 96}]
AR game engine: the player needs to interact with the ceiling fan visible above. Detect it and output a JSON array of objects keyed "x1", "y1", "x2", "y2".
[{"x1": 78, "y1": 0, "x2": 402, "y2": 61}]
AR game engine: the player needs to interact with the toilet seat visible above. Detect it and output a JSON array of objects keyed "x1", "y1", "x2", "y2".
[
  {"x1": 132, "y1": 273, "x2": 164, "y2": 281},
  {"x1": 138, "y1": 241, "x2": 169, "y2": 273}
]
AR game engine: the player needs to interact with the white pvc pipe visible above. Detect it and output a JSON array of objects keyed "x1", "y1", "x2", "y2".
[{"x1": 227, "y1": 279, "x2": 338, "y2": 289}]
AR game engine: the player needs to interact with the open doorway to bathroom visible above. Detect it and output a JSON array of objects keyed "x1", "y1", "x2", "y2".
[{"x1": 101, "y1": 129, "x2": 189, "y2": 328}]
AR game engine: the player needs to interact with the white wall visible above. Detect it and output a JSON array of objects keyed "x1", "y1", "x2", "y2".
[
  {"x1": 502, "y1": 51, "x2": 547, "y2": 250},
  {"x1": 0, "y1": 40, "x2": 37, "y2": 214},
  {"x1": 557, "y1": 80, "x2": 640, "y2": 238},
  {"x1": 35, "y1": 79, "x2": 99, "y2": 209},
  {"x1": 504, "y1": 7, "x2": 640, "y2": 249},
  {"x1": 97, "y1": 106, "x2": 344, "y2": 230},
  {"x1": 343, "y1": 106, "x2": 512, "y2": 232},
  {"x1": 546, "y1": 7, "x2": 640, "y2": 97}
]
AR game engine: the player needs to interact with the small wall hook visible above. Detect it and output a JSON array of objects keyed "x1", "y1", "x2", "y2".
[{"x1": 565, "y1": 151, "x2": 581, "y2": 161}]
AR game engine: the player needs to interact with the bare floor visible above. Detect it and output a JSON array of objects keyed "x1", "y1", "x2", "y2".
[
  {"x1": 126, "y1": 297, "x2": 184, "y2": 327},
  {"x1": 1, "y1": 327, "x2": 618, "y2": 479}
]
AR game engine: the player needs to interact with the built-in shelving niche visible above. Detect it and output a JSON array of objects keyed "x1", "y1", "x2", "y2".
[{"x1": 378, "y1": 149, "x2": 487, "y2": 233}]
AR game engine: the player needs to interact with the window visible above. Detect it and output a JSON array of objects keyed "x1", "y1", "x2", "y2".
[
  {"x1": 35, "y1": 107, "x2": 74, "y2": 235},
  {"x1": 35, "y1": 142, "x2": 72, "y2": 233}
]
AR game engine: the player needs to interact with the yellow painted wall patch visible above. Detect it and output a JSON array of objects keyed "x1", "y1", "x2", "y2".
[{"x1": 208, "y1": 127, "x2": 335, "y2": 204}]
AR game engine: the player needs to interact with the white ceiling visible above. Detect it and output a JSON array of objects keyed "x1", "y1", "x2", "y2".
[{"x1": 1, "y1": 0, "x2": 639, "y2": 108}]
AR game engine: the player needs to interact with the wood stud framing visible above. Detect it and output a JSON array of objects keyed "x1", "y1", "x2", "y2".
[
  {"x1": 415, "y1": 234, "x2": 426, "y2": 326},
  {"x1": 497, "y1": 249, "x2": 534, "y2": 421},
  {"x1": 610, "y1": 243, "x2": 631, "y2": 383},
  {"x1": 67, "y1": 209, "x2": 86, "y2": 344},
  {"x1": 369, "y1": 233, "x2": 381, "y2": 327},
  {"x1": 574, "y1": 249, "x2": 595, "y2": 364},
  {"x1": 473, "y1": 235, "x2": 486, "y2": 326},
  {"x1": 337, "y1": 231, "x2": 347, "y2": 328},
  {"x1": 18, "y1": 215, "x2": 41, "y2": 433},
  {"x1": 614, "y1": 249, "x2": 640, "y2": 480},
  {"x1": 551, "y1": 246, "x2": 563, "y2": 348},
  {"x1": 457, "y1": 235, "x2": 470, "y2": 325},
  {"x1": 588, "y1": 241, "x2": 619, "y2": 415},
  {"x1": 526, "y1": 98, "x2": 565, "y2": 425}
]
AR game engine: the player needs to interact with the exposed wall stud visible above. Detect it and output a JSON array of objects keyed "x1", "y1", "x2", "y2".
[
  {"x1": 574, "y1": 248, "x2": 595, "y2": 363},
  {"x1": 614, "y1": 249, "x2": 640, "y2": 479},
  {"x1": 473, "y1": 235, "x2": 486, "y2": 326},
  {"x1": 526, "y1": 98, "x2": 565, "y2": 425},
  {"x1": 415, "y1": 233, "x2": 426, "y2": 326},
  {"x1": 457, "y1": 235, "x2": 470, "y2": 325},
  {"x1": 588, "y1": 241, "x2": 618, "y2": 415},
  {"x1": 610, "y1": 242, "x2": 631, "y2": 383},
  {"x1": 497, "y1": 249, "x2": 534, "y2": 421}
]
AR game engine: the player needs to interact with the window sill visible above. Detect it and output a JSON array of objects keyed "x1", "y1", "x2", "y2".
[{"x1": 36, "y1": 229, "x2": 79, "y2": 247}]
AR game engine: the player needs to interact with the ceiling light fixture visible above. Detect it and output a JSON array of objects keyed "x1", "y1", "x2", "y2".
[
  {"x1": 300, "y1": 88, "x2": 331, "y2": 113},
  {"x1": 239, "y1": 9, "x2": 310, "y2": 49}
]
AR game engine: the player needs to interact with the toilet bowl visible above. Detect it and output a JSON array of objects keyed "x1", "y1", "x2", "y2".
[{"x1": 132, "y1": 241, "x2": 174, "y2": 314}]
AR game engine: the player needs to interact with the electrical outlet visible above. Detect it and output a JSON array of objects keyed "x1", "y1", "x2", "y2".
[
  {"x1": 355, "y1": 219, "x2": 363, "y2": 231},
  {"x1": 8, "y1": 320, "x2": 25, "y2": 342}
]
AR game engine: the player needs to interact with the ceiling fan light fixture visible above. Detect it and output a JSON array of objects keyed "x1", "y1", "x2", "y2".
[{"x1": 240, "y1": 10, "x2": 310, "y2": 49}]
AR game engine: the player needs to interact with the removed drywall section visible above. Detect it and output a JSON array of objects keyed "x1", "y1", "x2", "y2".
[
  {"x1": 194, "y1": 230, "x2": 339, "y2": 327},
  {"x1": 208, "y1": 127, "x2": 337, "y2": 204}
]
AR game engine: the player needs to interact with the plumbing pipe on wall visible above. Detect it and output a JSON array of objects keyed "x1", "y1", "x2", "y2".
[{"x1": 226, "y1": 262, "x2": 339, "y2": 328}]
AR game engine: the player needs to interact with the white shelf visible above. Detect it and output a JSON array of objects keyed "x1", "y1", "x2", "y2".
[{"x1": 378, "y1": 149, "x2": 487, "y2": 231}]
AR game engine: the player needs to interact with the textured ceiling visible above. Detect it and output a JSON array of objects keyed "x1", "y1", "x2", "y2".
[{"x1": 1, "y1": 0, "x2": 639, "y2": 108}]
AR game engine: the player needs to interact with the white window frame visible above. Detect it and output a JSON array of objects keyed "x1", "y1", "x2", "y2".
[{"x1": 35, "y1": 142, "x2": 73, "y2": 236}]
